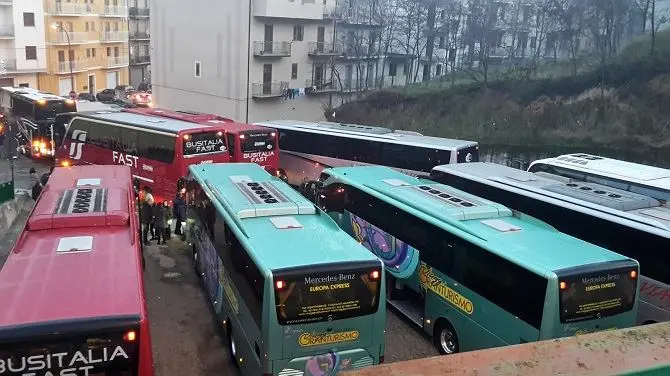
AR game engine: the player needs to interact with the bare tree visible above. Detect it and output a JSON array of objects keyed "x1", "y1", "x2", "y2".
[{"x1": 548, "y1": 0, "x2": 586, "y2": 76}]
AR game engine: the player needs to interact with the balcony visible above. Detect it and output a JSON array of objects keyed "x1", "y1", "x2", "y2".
[
  {"x1": 130, "y1": 54, "x2": 150, "y2": 65},
  {"x1": 305, "y1": 78, "x2": 338, "y2": 94},
  {"x1": 102, "y1": 5, "x2": 128, "y2": 17},
  {"x1": 0, "y1": 0, "x2": 13, "y2": 5},
  {"x1": 50, "y1": 32, "x2": 94, "y2": 44},
  {"x1": 0, "y1": 58, "x2": 16, "y2": 72},
  {"x1": 55, "y1": 60, "x2": 90, "y2": 74},
  {"x1": 253, "y1": 0, "x2": 323, "y2": 20},
  {"x1": 129, "y1": 30, "x2": 150, "y2": 40},
  {"x1": 0, "y1": 25, "x2": 14, "y2": 38},
  {"x1": 101, "y1": 31, "x2": 129, "y2": 42},
  {"x1": 47, "y1": 2, "x2": 90, "y2": 15},
  {"x1": 129, "y1": 7, "x2": 150, "y2": 17},
  {"x1": 308, "y1": 41, "x2": 342, "y2": 57},
  {"x1": 251, "y1": 81, "x2": 288, "y2": 98},
  {"x1": 105, "y1": 56, "x2": 129, "y2": 67},
  {"x1": 253, "y1": 41, "x2": 291, "y2": 57},
  {"x1": 323, "y1": 4, "x2": 342, "y2": 19}
]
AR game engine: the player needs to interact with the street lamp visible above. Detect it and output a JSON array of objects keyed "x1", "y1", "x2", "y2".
[{"x1": 51, "y1": 23, "x2": 75, "y2": 96}]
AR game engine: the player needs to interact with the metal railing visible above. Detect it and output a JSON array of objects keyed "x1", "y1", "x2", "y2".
[
  {"x1": 0, "y1": 25, "x2": 14, "y2": 37},
  {"x1": 129, "y1": 30, "x2": 150, "y2": 39},
  {"x1": 55, "y1": 60, "x2": 89, "y2": 73},
  {"x1": 48, "y1": 2, "x2": 90, "y2": 15},
  {"x1": 101, "y1": 31, "x2": 129, "y2": 42},
  {"x1": 129, "y1": 7, "x2": 150, "y2": 17},
  {"x1": 106, "y1": 56, "x2": 129, "y2": 67},
  {"x1": 305, "y1": 78, "x2": 338, "y2": 93},
  {"x1": 130, "y1": 54, "x2": 150, "y2": 64},
  {"x1": 51, "y1": 31, "x2": 93, "y2": 44},
  {"x1": 323, "y1": 4, "x2": 342, "y2": 19},
  {"x1": 307, "y1": 41, "x2": 342, "y2": 56},
  {"x1": 0, "y1": 58, "x2": 16, "y2": 71},
  {"x1": 251, "y1": 81, "x2": 288, "y2": 97},
  {"x1": 102, "y1": 5, "x2": 128, "y2": 16},
  {"x1": 252, "y1": 41, "x2": 291, "y2": 57}
]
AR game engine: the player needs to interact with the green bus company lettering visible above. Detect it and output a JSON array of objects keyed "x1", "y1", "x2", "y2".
[
  {"x1": 298, "y1": 330, "x2": 360, "y2": 347},
  {"x1": 419, "y1": 263, "x2": 474, "y2": 315}
]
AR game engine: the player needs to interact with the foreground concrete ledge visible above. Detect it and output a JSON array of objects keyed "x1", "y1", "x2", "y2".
[
  {"x1": 0, "y1": 192, "x2": 33, "y2": 233},
  {"x1": 341, "y1": 323, "x2": 670, "y2": 376}
]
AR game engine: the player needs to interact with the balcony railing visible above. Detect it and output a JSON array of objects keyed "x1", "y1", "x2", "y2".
[
  {"x1": 47, "y1": 2, "x2": 90, "y2": 15},
  {"x1": 51, "y1": 32, "x2": 93, "y2": 44},
  {"x1": 105, "y1": 56, "x2": 129, "y2": 67},
  {"x1": 55, "y1": 60, "x2": 90, "y2": 74},
  {"x1": 305, "y1": 78, "x2": 338, "y2": 94},
  {"x1": 251, "y1": 81, "x2": 288, "y2": 98},
  {"x1": 323, "y1": 4, "x2": 342, "y2": 19},
  {"x1": 129, "y1": 7, "x2": 150, "y2": 17},
  {"x1": 308, "y1": 41, "x2": 343, "y2": 57},
  {"x1": 0, "y1": 25, "x2": 14, "y2": 37},
  {"x1": 129, "y1": 31, "x2": 150, "y2": 39},
  {"x1": 101, "y1": 31, "x2": 129, "y2": 42},
  {"x1": 130, "y1": 54, "x2": 151, "y2": 64},
  {"x1": 253, "y1": 41, "x2": 291, "y2": 57},
  {"x1": 102, "y1": 5, "x2": 128, "y2": 17},
  {"x1": 0, "y1": 58, "x2": 17, "y2": 71}
]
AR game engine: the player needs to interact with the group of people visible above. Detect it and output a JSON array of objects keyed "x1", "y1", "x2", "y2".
[{"x1": 139, "y1": 186, "x2": 187, "y2": 247}]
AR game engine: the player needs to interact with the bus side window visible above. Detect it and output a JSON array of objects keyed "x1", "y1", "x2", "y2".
[{"x1": 318, "y1": 183, "x2": 345, "y2": 213}]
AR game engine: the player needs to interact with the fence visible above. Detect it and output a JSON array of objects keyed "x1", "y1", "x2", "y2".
[{"x1": 0, "y1": 158, "x2": 14, "y2": 205}]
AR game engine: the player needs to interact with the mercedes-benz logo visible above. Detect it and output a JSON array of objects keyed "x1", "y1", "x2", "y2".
[
  {"x1": 465, "y1": 153, "x2": 473, "y2": 162},
  {"x1": 328, "y1": 315, "x2": 333, "y2": 322}
]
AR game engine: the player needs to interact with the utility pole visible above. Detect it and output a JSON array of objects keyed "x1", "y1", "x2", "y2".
[{"x1": 52, "y1": 23, "x2": 75, "y2": 93}]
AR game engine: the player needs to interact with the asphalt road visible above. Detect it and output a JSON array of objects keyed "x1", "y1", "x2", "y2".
[{"x1": 0, "y1": 154, "x2": 52, "y2": 191}]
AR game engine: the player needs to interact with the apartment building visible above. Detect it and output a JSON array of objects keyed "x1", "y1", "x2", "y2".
[
  {"x1": 128, "y1": 0, "x2": 149, "y2": 86},
  {"x1": 0, "y1": 0, "x2": 47, "y2": 88},
  {"x1": 154, "y1": 0, "x2": 393, "y2": 123},
  {"x1": 39, "y1": 0, "x2": 130, "y2": 96}
]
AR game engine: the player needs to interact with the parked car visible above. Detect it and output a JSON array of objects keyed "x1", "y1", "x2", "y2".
[
  {"x1": 96, "y1": 89, "x2": 116, "y2": 102},
  {"x1": 77, "y1": 92, "x2": 96, "y2": 102},
  {"x1": 115, "y1": 85, "x2": 136, "y2": 100},
  {"x1": 133, "y1": 91, "x2": 152, "y2": 107}
]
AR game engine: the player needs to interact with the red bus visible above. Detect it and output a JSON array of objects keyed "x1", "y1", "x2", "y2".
[
  {"x1": 122, "y1": 107, "x2": 280, "y2": 175},
  {"x1": 53, "y1": 111, "x2": 231, "y2": 203},
  {"x1": 0, "y1": 165, "x2": 154, "y2": 376}
]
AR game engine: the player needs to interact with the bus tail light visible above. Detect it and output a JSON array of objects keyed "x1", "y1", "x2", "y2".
[
  {"x1": 630, "y1": 270, "x2": 637, "y2": 279},
  {"x1": 271, "y1": 132, "x2": 276, "y2": 137},
  {"x1": 123, "y1": 330, "x2": 137, "y2": 342},
  {"x1": 216, "y1": 131, "x2": 223, "y2": 137},
  {"x1": 559, "y1": 281, "x2": 567, "y2": 290},
  {"x1": 275, "y1": 280, "x2": 286, "y2": 290},
  {"x1": 239, "y1": 134, "x2": 245, "y2": 139},
  {"x1": 61, "y1": 159, "x2": 71, "y2": 167},
  {"x1": 370, "y1": 270, "x2": 380, "y2": 280},
  {"x1": 183, "y1": 134, "x2": 191, "y2": 140}
]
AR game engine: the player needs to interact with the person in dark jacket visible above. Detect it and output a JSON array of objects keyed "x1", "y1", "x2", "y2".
[
  {"x1": 153, "y1": 200, "x2": 169, "y2": 245},
  {"x1": 173, "y1": 193, "x2": 186, "y2": 237},
  {"x1": 140, "y1": 196, "x2": 154, "y2": 245}
]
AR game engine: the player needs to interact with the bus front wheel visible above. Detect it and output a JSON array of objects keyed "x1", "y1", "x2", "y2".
[
  {"x1": 433, "y1": 319, "x2": 459, "y2": 355},
  {"x1": 227, "y1": 325, "x2": 239, "y2": 368}
]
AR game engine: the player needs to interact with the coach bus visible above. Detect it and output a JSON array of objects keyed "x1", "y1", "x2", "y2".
[
  {"x1": 430, "y1": 162, "x2": 670, "y2": 324},
  {"x1": 252, "y1": 120, "x2": 479, "y2": 187},
  {"x1": 0, "y1": 165, "x2": 154, "y2": 376},
  {"x1": 54, "y1": 111, "x2": 231, "y2": 203},
  {"x1": 185, "y1": 163, "x2": 385, "y2": 375},
  {"x1": 528, "y1": 153, "x2": 670, "y2": 203},
  {"x1": 125, "y1": 107, "x2": 280, "y2": 175},
  {"x1": 316, "y1": 165, "x2": 640, "y2": 354},
  {"x1": 0, "y1": 86, "x2": 77, "y2": 159}
]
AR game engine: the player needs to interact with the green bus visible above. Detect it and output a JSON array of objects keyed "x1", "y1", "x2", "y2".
[
  {"x1": 185, "y1": 163, "x2": 386, "y2": 375},
  {"x1": 316, "y1": 165, "x2": 640, "y2": 354}
]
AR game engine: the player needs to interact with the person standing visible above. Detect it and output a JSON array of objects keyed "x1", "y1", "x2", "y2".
[
  {"x1": 153, "y1": 200, "x2": 169, "y2": 245},
  {"x1": 173, "y1": 192, "x2": 186, "y2": 237},
  {"x1": 140, "y1": 196, "x2": 154, "y2": 246}
]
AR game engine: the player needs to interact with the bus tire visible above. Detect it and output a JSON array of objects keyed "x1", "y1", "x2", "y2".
[
  {"x1": 227, "y1": 325, "x2": 239, "y2": 368},
  {"x1": 433, "y1": 319, "x2": 459, "y2": 355}
]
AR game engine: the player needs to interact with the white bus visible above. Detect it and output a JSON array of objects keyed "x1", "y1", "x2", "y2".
[
  {"x1": 528, "y1": 154, "x2": 670, "y2": 203},
  {"x1": 253, "y1": 120, "x2": 479, "y2": 187},
  {"x1": 430, "y1": 162, "x2": 670, "y2": 325}
]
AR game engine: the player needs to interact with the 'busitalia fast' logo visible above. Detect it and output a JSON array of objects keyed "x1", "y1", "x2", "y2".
[{"x1": 298, "y1": 330, "x2": 360, "y2": 347}]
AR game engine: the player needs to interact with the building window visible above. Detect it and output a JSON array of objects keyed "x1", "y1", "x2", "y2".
[
  {"x1": 23, "y1": 13, "x2": 35, "y2": 27},
  {"x1": 19, "y1": 83, "x2": 29, "y2": 88},
  {"x1": 86, "y1": 48, "x2": 91, "y2": 58},
  {"x1": 92, "y1": 48, "x2": 96, "y2": 57},
  {"x1": 291, "y1": 63, "x2": 298, "y2": 79},
  {"x1": 107, "y1": 47, "x2": 111, "y2": 56},
  {"x1": 292, "y1": 25, "x2": 304, "y2": 41},
  {"x1": 194, "y1": 61, "x2": 201, "y2": 77},
  {"x1": 25, "y1": 46, "x2": 37, "y2": 60},
  {"x1": 389, "y1": 63, "x2": 397, "y2": 77}
]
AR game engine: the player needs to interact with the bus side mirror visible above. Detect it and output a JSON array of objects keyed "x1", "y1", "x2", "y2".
[{"x1": 317, "y1": 185, "x2": 345, "y2": 214}]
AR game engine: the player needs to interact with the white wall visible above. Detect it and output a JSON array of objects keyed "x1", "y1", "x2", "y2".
[{"x1": 12, "y1": 0, "x2": 46, "y2": 72}]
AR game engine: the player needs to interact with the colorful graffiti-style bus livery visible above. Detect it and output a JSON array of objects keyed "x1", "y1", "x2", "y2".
[
  {"x1": 317, "y1": 165, "x2": 640, "y2": 355},
  {"x1": 185, "y1": 163, "x2": 385, "y2": 375},
  {"x1": 0, "y1": 165, "x2": 154, "y2": 376}
]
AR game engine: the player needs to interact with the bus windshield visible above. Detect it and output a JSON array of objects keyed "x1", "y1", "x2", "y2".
[
  {"x1": 558, "y1": 261, "x2": 638, "y2": 324},
  {"x1": 183, "y1": 131, "x2": 227, "y2": 156},
  {"x1": 241, "y1": 131, "x2": 276, "y2": 153},
  {"x1": 0, "y1": 327, "x2": 139, "y2": 376},
  {"x1": 274, "y1": 265, "x2": 382, "y2": 325},
  {"x1": 35, "y1": 101, "x2": 76, "y2": 122}
]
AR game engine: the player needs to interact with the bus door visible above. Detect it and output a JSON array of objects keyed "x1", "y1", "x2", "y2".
[
  {"x1": 236, "y1": 130, "x2": 278, "y2": 173},
  {"x1": 179, "y1": 130, "x2": 230, "y2": 175}
]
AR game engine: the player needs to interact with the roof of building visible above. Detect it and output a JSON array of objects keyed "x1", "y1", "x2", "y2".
[
  {"x1": 189, "y1": 163, "x2": 379, "y2": 271},
  {"x1": 323, "y1": 165, "x2": 632, "y2": 275},
  {"x1": 0, "y1": 165, "x2": 143, "y2": 328}
]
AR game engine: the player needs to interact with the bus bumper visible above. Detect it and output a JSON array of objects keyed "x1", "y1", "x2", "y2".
[{"x1": 275, "y1": 348, "x2": 377, "y2": 375}]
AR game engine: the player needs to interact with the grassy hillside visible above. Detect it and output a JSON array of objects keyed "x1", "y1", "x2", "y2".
[{"x1": 330, "y1": 31, "x2": 670, "y2": 151}]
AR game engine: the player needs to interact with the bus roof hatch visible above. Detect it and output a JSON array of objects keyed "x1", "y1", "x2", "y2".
[
  {"x1": 542, "y1": 182, "x2": 659, "y2": 211},
  {"x1": 222, "y1": 175, "x2": 316, "y2": 219}
]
